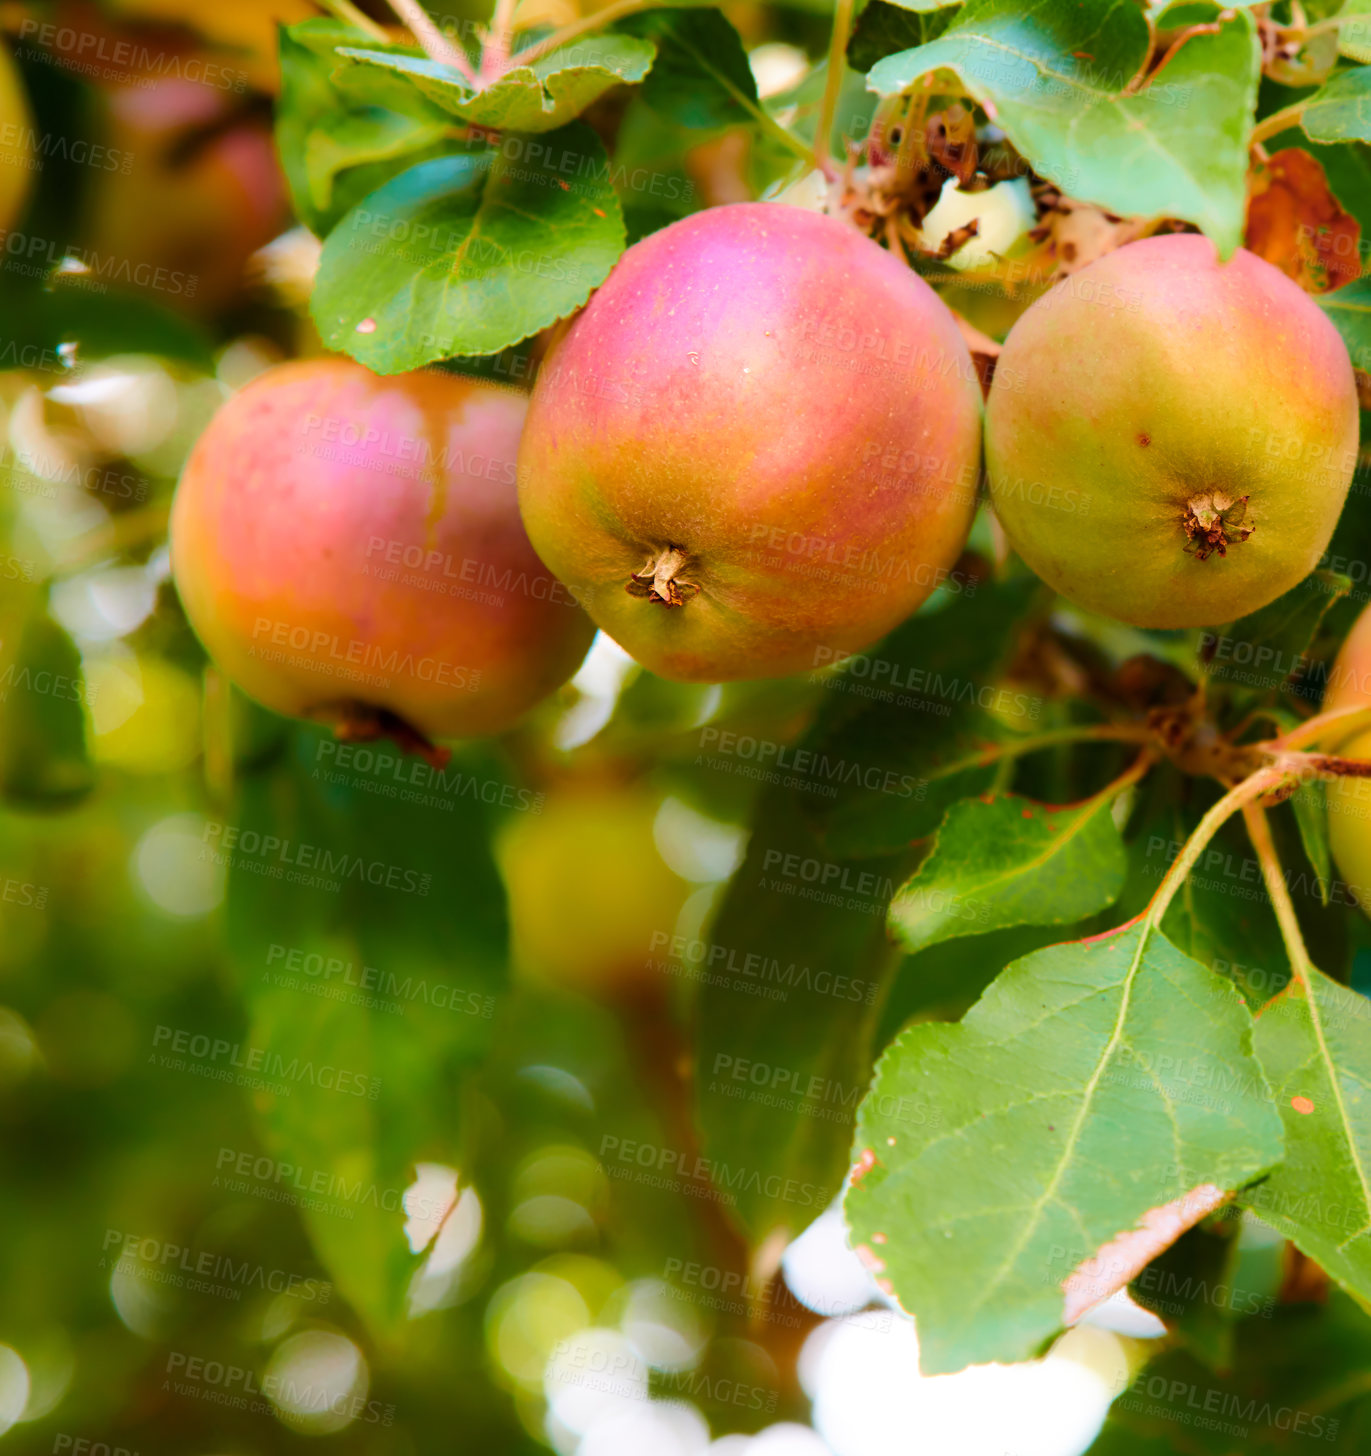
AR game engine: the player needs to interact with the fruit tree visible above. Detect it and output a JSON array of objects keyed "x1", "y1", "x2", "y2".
[{"x1": 5, "y1": 0, "x2": 1371, "y2": 1453}]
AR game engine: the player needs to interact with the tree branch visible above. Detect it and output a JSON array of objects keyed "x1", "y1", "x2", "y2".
[
  {"x1": 815, "y1": 0, "x2": 856, "y2": 178},
  {"x1": 1145, "y1": 765, "x2": 1291, "y2": 927},
  {"x1": 318, "y1": 0, "x2": 391, "y2": 41},
  {"x1": 1242, "y1": 802, "x2": 1315, "y2": 990}
]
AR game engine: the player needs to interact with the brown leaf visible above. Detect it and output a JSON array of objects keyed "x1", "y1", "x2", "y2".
[
  {"x1": 1246, "y1": 147, "x2": 1362, "y2": 293},
  {"x1": 1060, "y1": 1183, "x2": 1228, "y2": 1325},
  {"x1": 933, "y1": 218, "x2": 980, "y2": 261},
  {"x1": 951, "y1": 310, "x2": 1001, "y2": 400},
  {"x1": 1278, "y1": 1244, "x2": 1331, "y2": 1304},
  {"x1": 1041, "y1": 200, "x2": 1153, "y2": 275},
  {"x1": 1264, "y1": 29, "x2": 1341, "y2": 89},
  {"x1": 927, "y1": 104, "x2": 978, "y2": 187}
]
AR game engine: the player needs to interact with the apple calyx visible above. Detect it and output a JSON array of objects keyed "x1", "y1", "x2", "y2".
[
  {"x1": 626, "y1": 546, "x2": 700, "y2": 607},
  {"x1": 1182, "y1": 492, "x2": 1254, "y2": 561}
]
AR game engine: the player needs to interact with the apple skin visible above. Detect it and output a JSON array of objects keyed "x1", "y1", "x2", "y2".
[
  {"x1": 85, "y1": 71, "x2": 288, "y2": 316},
  {"x1": 170, "y1": 359, "x2": 596, "y2": 740},
  {"x1": 985, "y1": 233, "x2": 1358, "y2": 630},
  {"x1": 516, "y1": 202, "x2": 983, "y2": 683},
  {"x1": 0, "y1": 42, "x2": 34, "y2": 234},
  {"x1": 499, "y1": 784, "x2": 691, "y2": 998},
  {"x1": 1319, "y1": 605, "x2": 1371, "y2": 909},
  {"x1": 1326, "y1": 730, "x2": 1371, "y2": 912}
]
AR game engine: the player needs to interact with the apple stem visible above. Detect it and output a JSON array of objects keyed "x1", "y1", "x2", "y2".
[
  {"x1": 317, "y1": 0, "x2": 391, "y2": 42},
  {"x1": 509, "y1": 0, "x2": 659, "y2": 69},
  {"x1": 480, "y1": 0, "x2": 520, "y2": 83},
  {"x1": 327, "y1": 702, "x2": 453, "y2": 769},
  {"x1": 815, "y1": 0, "x2": 856, "y2": 178},
  {"x1": 626, "y1": 546, "x2": 699, "y2": 607}
]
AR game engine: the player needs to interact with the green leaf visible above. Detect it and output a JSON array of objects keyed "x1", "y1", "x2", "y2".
[
  {"x1": 0, "y1": 610, "x2": 94, "y2": 807},
  {"x1": 1302, "y1": 64, "x2": 1371, "y2": 143},
  {"x1": 798, "y1": 573, "x2": 1043, "y2": 858},
  {"x1": 889, "y1": 790, "x2": 1129, "y2": 956},
  {"x1": 277, "y1": 19, "x2": 452, "y2": 236},
  {"x1": 868, "y1": 0, "x2": 1261, "y2": 253},
  {"x1": 1292, "y1": 781, "x2": 1334, "y2": 905},
  {"x1": 608, "y1": 96, "x2": 704, "y2": 242},
  {"x1": 0, "y1": 280, "x2": 214, "y2": 373},
  {"x1": 225, "y1": 723, "x2": 509, "y2": 1336},
  {"x1": 337, "y1": 34, "x2": 656, "y2": 134},
  {"x1": 1091, "y1": 1297, "x2": 1371, "y2": 1452},
  {"x1": 619, "y1": 9, "x2": 763, "y2": 130},
  {"x1": 695, "y1": 793, "x2": 909, "y2": 1252},
  {"x1": 846, "y1": 920, "x2": 1284, "y2": 1373},
  {"x1": 1127, "y1": 1217, "x2": 1246, "y2": 1369},
  {"x1": 1319, "y1": 275, "x2": 1371, "y2": 372},
  {"x1": 312, "y1": 126, "x2": 626, "y2": 372},
  {"x1": 1242, "y1": 968, "x2": 1371, "y2": 1306},
  {"x1": 1340, "y1": 1, "x2": 1371, "y2": 66},
  {"x1": 848, "y1": 1, "x2": 957, "y2": 74},
  {"x1": 1204, "y1": 570, "x2": 1352, "y2": 705},
  {"x1": 1154, "y1": 0, "x2": 1264, "y2": 22},
  {"x1": 1113, "y1": 774, "x2": 1289, "y2": 1008}
]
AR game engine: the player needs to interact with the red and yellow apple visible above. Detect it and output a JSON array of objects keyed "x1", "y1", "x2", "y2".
[
  {"x1": 171, "y1": 359, "x2": 595, "y2": 739},
  {"x1": 985, "y1": 233, "x2": 1357, "y2": 629},
  {"x1": 517, "y1": 202, "x2": 984, "y2": 682}
]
